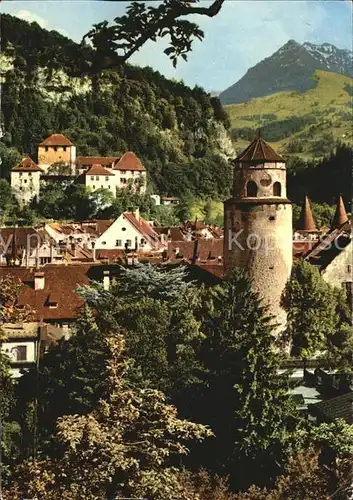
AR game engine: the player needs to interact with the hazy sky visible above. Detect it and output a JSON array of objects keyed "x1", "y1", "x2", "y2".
[{"x1": 1, "y1": 0, "x2": 352, "y2": 92}]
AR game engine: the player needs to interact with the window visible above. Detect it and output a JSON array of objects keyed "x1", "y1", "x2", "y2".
[
  {"x1": 90, "y1": 176, "x2": 94, "y2": 181},
  {"x1": 347, "y1": 265, "x2": 351, "y2": 274},
  {"x1": 63, "y1": 146, "x2": 67, "y2": 152},
  {"x1": 24, "y1": 179, "x2": 27, "y2": 183},
  {"x1": 54, "y1": 146, "x2": 57, "y2": 151},
  {"x1": 19, "y1": 187, "x2": 23, "y2": 191},
  {"x1": 126, "y1": 239, "x2": 132, "y2": 247},
  {"x1": 116, "y1": 239, "x2": 122, "y2": 247},
  {"x1": 273, "y1": 182, "x2": 281, "y2": 196},
  {"x1": 105, "y1": 176, "x2": 109, "y2": 181},
  {"x1": 121, "y1": 227, "x2": 126, "y2": 232},
  {"x1": 130, "y1": 171, "x2": 134, "y2": 175},
  {"x1": 121, "y1": 178, "x2": 127, "y2": 184},
  {"x1": 28, "y1": 172, "x2": 32, "y2": 176},
  {"x1": 45, "y1": 146, "x2": 48, "y2": 152},
  {"x1": 96, "y1": 176, "x2": 99, "y2": 181},
  {"x1": 108, "y1": 185, "x2": 111, "y2": 189},
  {"x1": 246, "y1": 181, "x2": 258, "y2": 197},
  {"x1": 19, "y1": 172, "x2": 23, "y2": 177},
  {"x1": 269, "y1": 215, "x2": 276, "y2": 221},
  {"x1": 11, "y1": 345, "x2": 27, "y2": 362},
  {"x1": 93, "y1": 185, "x2": 96, "y2": 189},
  {"x1": 102, "y1": 241, "x2": 107, "y2": 245}
]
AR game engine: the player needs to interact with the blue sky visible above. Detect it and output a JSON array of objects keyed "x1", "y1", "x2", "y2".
[{"x1": 1, "y1": 1, "x2": 352, "y2": 92}]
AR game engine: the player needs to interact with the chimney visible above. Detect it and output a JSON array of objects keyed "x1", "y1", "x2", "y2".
[
  {"x1": 50, "y1": 239, "x2": 54, "y2": 263},
  {"x1": 36, "y1": 243, "x2": 40, "y2": 269},
  {"x1": 34, "y1": 271, "x2": 45, "y2": 290},
  {"x1": 103, "y1": 270, "x2": 110, "y2": 290},
  {"x1": 92, "y1": 241, "x2": 96, "y2": 262},
  {"x1": 135, "y1": 207, "x2": 140, "y2": 221}
]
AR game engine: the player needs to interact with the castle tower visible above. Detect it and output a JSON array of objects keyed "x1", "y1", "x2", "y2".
[
  {"x1": 331, "y1": 195, "x2": 349, "y2": 229},
  {"x1": 11, "y1": 157, "x2": 43, "y2": 205},
  {"x1": 37, "y1": 134, "x2": 76, "y2": 174},
  {"x1": 224, "y1": 134, "x2": 292, "y2": 333}
]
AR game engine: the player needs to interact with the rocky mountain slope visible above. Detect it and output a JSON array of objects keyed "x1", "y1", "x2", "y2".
[
  {"x1": 0, "y1": 14, "x2": 234, "y2": 200},
  {"x1": 220, "y1": 40, "x2": 352, "y2": 105}
]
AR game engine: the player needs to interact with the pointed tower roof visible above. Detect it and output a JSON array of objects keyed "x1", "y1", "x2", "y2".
[
  {"x1": 297, "y1": 195, "x2": 317, "y2": 232},
  {"x1": 332, "y1": 195, "x2": 349, "y2": 229},
  {"x1": 235, "y1": 136, "x2": 284, "y2": 163}
]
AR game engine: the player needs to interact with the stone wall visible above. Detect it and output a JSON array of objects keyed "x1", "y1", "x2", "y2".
[{"x1": 224, "y1": 200, "x2": 293, "y2": 333}]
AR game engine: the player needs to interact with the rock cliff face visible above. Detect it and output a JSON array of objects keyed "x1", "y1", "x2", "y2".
[
  {"x1": 220, "y1": 40, "x2": 353, "y2": 105},
  {"x1": 0, "y1": 14, "x2": 234, "y2": 199}
]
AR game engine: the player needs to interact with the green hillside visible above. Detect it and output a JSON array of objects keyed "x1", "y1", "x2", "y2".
[{"x1": 226, "y1": 71, "x2": 353, "y2": 159}]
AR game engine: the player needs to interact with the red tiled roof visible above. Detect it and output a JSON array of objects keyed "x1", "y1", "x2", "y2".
[
  {"x1": 0, "y1": 227, "x2": 43, "y2": 256},
  {"x1": 123, "y1": 212, "x2": 162, "y2": 247},
  {"x1": 235, "y1": 136, "x2": 284, "y2": 163},
  {"x1": 85, "y1": 165, "x2": 115, "y2": 176},
  {"x1": 39, "y1": 134, "x2": 73, "y2": 147},
  {"x1": 167, "y1": 239, "x2": 223, "y2": 262},
  {"x1": 113, "y1": 152, "x2": 146, "y2": 172},
  {"x1": 12, "y1": 157, "x2": 43, "y2": 172},
  {"x1": 96, "y1": 249, "x2": 125, "y2": 262},
  {"x1": 76, "y1": 157, "x2": 118, "y2": 167},
  {"x1": 0, "y1": 265, "x2": 93, "y2": 321}
]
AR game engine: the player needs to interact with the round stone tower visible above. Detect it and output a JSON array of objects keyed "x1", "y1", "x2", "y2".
[{"x1": 224, "y1": 134, "x2": 293, "y2": 334}]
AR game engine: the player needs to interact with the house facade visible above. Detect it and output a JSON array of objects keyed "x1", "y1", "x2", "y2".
[
  {"x1": 11, "y1": 157, "x2": 43, "y2": 205},
  {"x1": 94, "y1": 210, "x2": 164, "y2": 252}
]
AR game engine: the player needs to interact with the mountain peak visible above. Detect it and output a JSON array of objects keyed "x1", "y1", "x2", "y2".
[{"x1": 220, "y1": 40, "x2": 352, "y2": 105}]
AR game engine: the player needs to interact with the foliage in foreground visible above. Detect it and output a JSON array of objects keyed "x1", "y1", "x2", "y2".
[{"x1": 6, "y1": 335, "x2": 212, "y2": 499}]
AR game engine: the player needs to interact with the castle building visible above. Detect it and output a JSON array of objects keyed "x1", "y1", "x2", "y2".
[
  {"x1": 11, "y1": 157, "x2": 43, "y2": 205},
  {"x1": 37, "y1": 134, "x2": 76, "y2": 174},
  {"x1": 10, "y1": 134, "x2": 147, "y2": 203},
  {"x1": 224, "y1": 135, "x2": 293, "y2": 334}
]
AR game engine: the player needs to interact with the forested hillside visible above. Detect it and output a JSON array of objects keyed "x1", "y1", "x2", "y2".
[{"x1": 0, "y1": 14, "x2": 234, "y2": 200}]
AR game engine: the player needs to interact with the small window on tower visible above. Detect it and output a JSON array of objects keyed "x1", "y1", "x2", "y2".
[
  {"x1": 246, "y1": 181, "x2": 258, "y2": 197},
  {"x1": 269, "y1": 216, "x2": 276, "y2": 221},
  {"x1": 273, "y1": 182, "x2": 281, "y2": 196}
]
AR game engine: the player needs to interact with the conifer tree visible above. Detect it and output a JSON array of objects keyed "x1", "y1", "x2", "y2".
[
  {"x1": 195, "y1": 269, "x2": 299, "y2": 490},
  {"x1": 6, "y1": 335, "x2": 212, "y2": 500}
]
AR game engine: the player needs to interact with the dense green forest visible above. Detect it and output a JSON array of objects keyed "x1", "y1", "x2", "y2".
[
  {"x1": 0, "y1": 14, "x2": 351, "y2": 224},
  {"x1": 0, "y1": 14, "x2": 233, "y2": 201}
]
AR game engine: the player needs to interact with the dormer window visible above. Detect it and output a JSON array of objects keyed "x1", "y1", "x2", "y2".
[{"x1": 47, "y1": 293, "x2": 59, "y2": 309}]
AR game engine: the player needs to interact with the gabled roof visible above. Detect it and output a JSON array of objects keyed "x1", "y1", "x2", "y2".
[
  {"x1": 76, "y1": 156, "x2": 118, "y2": 167},
  {"x1": 235, "y1": 136, "x2": 284, "y2": 163},
  {"x1": 85, "y1": 164, "x2": 115, "y2": 176},
  {"x1": 12, "y1": 157, "x2": 43, "y2": 173},
  {"x1": 39, "y1": 134, "x2": 73, "y2": 147},
  {"x1": 296, "y1": 195, "x2": 317, "y2": 232},
  {"x1": 123, "y1": 212, "x2": 161, "y2": 247},
  {"x1": 113, "y1": 152, "x2": 146, "y2": 172},
  {"x1": 331, "y1": 195, "x2": 349, "y2": 229}
]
